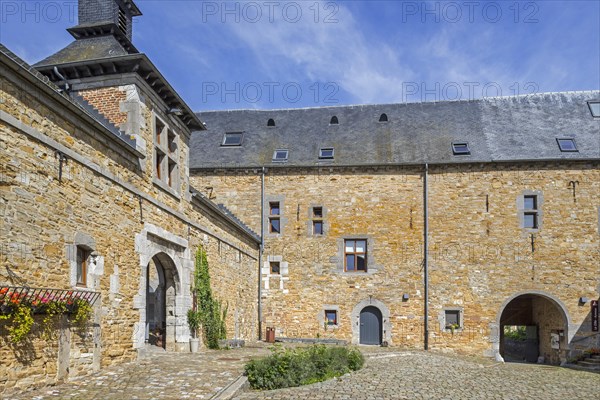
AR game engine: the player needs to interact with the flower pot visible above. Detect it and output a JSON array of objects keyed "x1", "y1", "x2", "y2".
[{"x1": 190, "y1": 338, "x2": 200, "y2": 353}]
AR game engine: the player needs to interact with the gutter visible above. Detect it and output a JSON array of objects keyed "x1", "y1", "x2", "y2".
[
  {"x1": 190, "y1": 157, "x2": 600, "y2": 173},
  {"x1": 258, "y1": 167, "x2": 265, "y2": 340},
  {"x1": 423, "y1": 163, "x2": 429, "y2": 350}
]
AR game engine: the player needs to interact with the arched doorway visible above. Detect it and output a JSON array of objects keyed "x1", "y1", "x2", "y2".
[
  {"x1": 360, "y1": 306, "x2": 382, "y2": 345},
  {"x1": 498, "y1": 293, "x2": 569, "y2": 365},
  {"x1": 145, "y1": 253, "x2": 179, "y2": 350}
]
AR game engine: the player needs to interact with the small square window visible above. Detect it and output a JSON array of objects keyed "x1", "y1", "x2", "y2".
[
  {"x1": 313, "y1": 221, "x2": 323, "y2": 235},
  {"x1": 222, "y1": 132, "x2": 243, "y2": 146},
  {"x1": 313, "y1": 207, "x2": 323, "y2": 218},
  {"x1": 452, "y1": 142, "x2": 470, "y2": 155},
  {"x1": 270, "y1": 261, "x2": 280, "y2": 274},
  {"x1": 524, "y1": 195, "x2": 537, "y2": 210},
  {"x1": 556, "y1": 138, "x2": 578, "y2": 152},
  {"x1": 272, "y1": 149, "x2": 289, "y2": 162},
  {"x1": 587, "y1": 101, "x2": 600, "y2": 117},
  {"x1": 269, "y1": 202, "x2": 280, "y2": 216},
  {"x1": 319, "y1": 148, "x2": 334, "y2": 159},
  {"x1": 269, "y1": 218, "x2": 280, "y2": 233},
  {"x1": 445, "y1": 310, "x2": 460, "y2": 329},
  {"x1": 325, "y1": 310, "x2": 337, "y2": 325},
  {"x1": 524, "y1": 212, "x2": 538, "y2": 229}
]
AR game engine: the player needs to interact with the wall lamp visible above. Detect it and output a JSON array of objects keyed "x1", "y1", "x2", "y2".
[{"x1": 579, "y1": 297, "x2": 589, "y2": 304}]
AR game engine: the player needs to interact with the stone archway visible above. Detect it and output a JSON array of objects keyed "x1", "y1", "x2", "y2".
[
  {"x1": 134, "y1": 224, "x2": 193, "y2": 352},
  {"x1": 351, "y1": 298, "x2": 392, "y2": 345},
  {"x1": 145, "y1": 252, "x2": 179, "y2": 350},
  {"x1": 494, "y1": 291, "x2": 570, "y2": 365}
]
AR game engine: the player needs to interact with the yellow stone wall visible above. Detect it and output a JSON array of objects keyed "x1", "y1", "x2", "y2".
[
  {"x1": 0, "y1": 66, "x2": 259, "y2": 394},
  {"x1": 190, "y1": 161, "x2": 599, "y2": 356}
]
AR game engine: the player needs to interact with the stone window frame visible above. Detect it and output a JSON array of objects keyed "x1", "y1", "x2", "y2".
[
  {"x1": 318, "y1": 305, "x2": 340, "y2": 329},
  {"x1": 344, "y1": 239, "x2": 368, "y2": 272},
  {"x1": 439, "y1": 307, "x2": 464, "y2": 332},
  {"x1": 67, "y1": 232, "x2": 102, "y2": 290},
  {"x1": 152, "y1": 112, "x2": 180, "y2": 197},
  {"x1": 262, "y1": 255, "x2": 289, "y2": 294},
  {"x1": 264, "y1": 195, "x2": 287, "y2": 238},
  {"x1": 517, "y1": 190, "x2": 543, "y2": 231},
  {"x1": 335, "y1": 235, "x2": 381, "y2": 275},
  {"x1": 307, "y1": 205, "x2": 327, "y2": 237}
]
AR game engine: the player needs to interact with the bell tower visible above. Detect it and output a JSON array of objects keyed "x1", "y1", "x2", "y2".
[{"x1": 72, "y1": 0, "x2": 142, "y2": 41}]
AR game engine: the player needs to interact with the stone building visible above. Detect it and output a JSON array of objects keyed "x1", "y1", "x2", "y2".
[
  {"x1": 1, "y1": 0, "x2": 599, "y2": 395},
  {"x1": 189, "y1": 95, "x2": 600, "y2": 365},
  {"x1": 1, "y1": 0, "x2": 259, "y2": 394}
]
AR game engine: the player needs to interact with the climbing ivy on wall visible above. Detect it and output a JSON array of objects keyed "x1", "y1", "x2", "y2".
[{"x1": 193, "y1": 246, "x2": 228, "y2": 349}]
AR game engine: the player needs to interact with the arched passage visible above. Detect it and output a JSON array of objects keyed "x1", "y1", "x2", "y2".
[
  {"x1": 498, "y1": 292, "x2": 569, "y2": 365},
  {"x1": 145, "y1": 252, "x2": 180, "y2": 350}
]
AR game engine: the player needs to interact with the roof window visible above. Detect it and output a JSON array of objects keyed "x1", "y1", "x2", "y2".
[
  {"x1": 587, "y1": 101, "x2": 600, "y2": 117},
  {"x1": 267, "y1": 118, "x2": 276, "y2": 127},
  {"x1": 556, "y1": 138, "x2": 578, "y2": 152},
  {"x1": 452, "y1": 142, "x2": 471, "y2": 155},
  {"x1": 222, "y1": 132, "x2": 243, "y2": 146},
  {"x1": 319, "y1": 148, "x2": 335, "y2": 159},
  {"x1": 272, "y1": 149, "x2": 289, "y2": 162},
  {"x1": 330, "y1": 116, "x2": 339, "y2": 125},
  {"x1": 379, "y1": 113, "x2": 388, "y2": 122}
]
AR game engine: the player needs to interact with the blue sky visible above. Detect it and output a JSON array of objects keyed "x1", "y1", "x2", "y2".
[{"x1": 1, "y1": 0, "x2": 599, "y2": 110}]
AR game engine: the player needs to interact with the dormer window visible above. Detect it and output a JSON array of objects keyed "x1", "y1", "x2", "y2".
[
  {"x1": 319, "y1": 148, "x2": 334, "y2": 159},
  {"x1": 452, "y1": 142, "x2": 471, "y2": 155},
  {"x1": 222, "y1": 132, "x2": 243, "y2": 146},
  {"x1": 379, "y1": 113, "x2": 388, "y2": 122},
  {"x1": 272, "y1": 149, "x2": 289, "y2": 162},
  {"x1": 329, "y1": 116, "x2": 339, "y2": 125},
  {"x1": 587, "y1": 101, "x2": 600, "y2": 117},
  {"x1": 556, "y1": 138, "x2": 578, "y2": 152},
  {"x1": 267, "y1": 118, "x2": 276, "y2": 127}
]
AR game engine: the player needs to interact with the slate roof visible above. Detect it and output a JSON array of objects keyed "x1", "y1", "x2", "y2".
[
  {"x1": 35, "y1": 35, "x2": 132, "y2": 66},
  {"x1": 190, "y1": 91, "x2": 600, "y2": 169}
]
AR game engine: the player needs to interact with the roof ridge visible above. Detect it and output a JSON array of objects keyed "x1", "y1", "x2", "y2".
[{"x1": 195, "y1": 90, "x2": 600, "y2": 114}]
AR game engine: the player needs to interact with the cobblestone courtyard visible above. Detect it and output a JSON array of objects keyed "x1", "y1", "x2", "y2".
[{"x1": 7, "y1": 346, "x2": 599, "y2": 400}]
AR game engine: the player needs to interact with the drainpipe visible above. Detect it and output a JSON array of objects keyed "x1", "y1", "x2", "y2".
[
  {"x1": 53, "y1": 67, "x2": 70, "y2": 92},
  {"x1": 258, "y1": 167, "x2": 265, "y2": 340},
  {"x1": 424, "y1": 163, "x2": 429, "y2": 350}
]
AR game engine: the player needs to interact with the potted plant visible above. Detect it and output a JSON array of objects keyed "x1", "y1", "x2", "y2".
[{"x1": 187, "y1": 309, "x2": 201, "y2": 353}]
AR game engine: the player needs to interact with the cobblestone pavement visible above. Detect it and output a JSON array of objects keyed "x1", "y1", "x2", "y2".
[
  {"x1": 8, "y1": 346, "x2": 270, "y2": 400},
  {"x1": 7, "y1": 346, "x2": 600, "y2": 400},
  {"x1": 237, "y1": 348, "x2": 600, "y2": 400}
]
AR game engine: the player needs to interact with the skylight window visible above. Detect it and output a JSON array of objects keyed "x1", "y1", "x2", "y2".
[
  {"x1": 319, "y1": 148, "x2": 334, "y2": 159},
  {"x1": 556, "y1": 138, "x2": 578, "y2": 152},
  {"x1": 379, "y1": 113, "x2": 388, "y2": 122},
  {"x1": 330, "y1": 116, "x2": 339, "y2": 125},
  {"x1": 222, "y1": 132, "x2": 243, "y2": 146},
  {"x1": 452, "y1": 142, "x2": 471, "y2": 155},
  {"x1": 272, "y1": 149, "x2": 289, "y2": 162},
  {"x1": 587, "y1": 101, "x2": 600, "y2": 117}
]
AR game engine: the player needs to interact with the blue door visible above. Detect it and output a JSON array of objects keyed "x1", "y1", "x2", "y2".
[{"x1": 360, "y1": 306, "x2": 382, "y2": 345}]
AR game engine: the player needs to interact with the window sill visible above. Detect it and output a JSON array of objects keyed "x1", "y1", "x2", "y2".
[{"x1": 153, "y1": 177, "x2": 180, "y2": 200}]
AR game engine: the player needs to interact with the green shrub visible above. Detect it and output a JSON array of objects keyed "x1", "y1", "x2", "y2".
[{"x1": 245, "y1": 345, "x2": 364, "y2": 390}]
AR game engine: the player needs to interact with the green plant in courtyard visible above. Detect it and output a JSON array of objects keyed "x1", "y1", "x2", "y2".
[
  {"x1": 192, "y1": 246, "x2": 227, "y2": 349},
  {"x1": 244, "y1": 345, "x2": 364, "y2": 390}
]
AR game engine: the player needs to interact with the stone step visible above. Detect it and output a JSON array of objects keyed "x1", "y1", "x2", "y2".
[
  {"x1": 582, "y1": 358, "x2": 600, "y2": 364},
  {"x1": 589, "y1": 354, "x2": 600, "y2": 360},
  {"x1": 576, "y1": 360, "x2": 600, "y2": 369}
]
